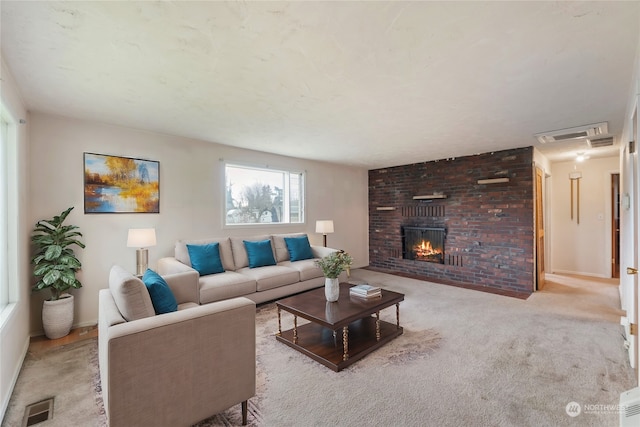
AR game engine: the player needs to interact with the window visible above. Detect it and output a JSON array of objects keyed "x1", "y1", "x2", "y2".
[
  {"x1": 0, "y1": 116, "x2": 8, "y2": 311},
  {"x1": 0, "y1": 107, "x2": 18, "y2": 321},
  {"x1": 225, "y1": 163, "x2": 304, "y2": 225}
]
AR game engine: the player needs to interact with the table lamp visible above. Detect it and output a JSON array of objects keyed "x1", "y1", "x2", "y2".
[
  {"x1": 315, "y1": 220, "x2": 334, "y2": 247},
  {"x1": 127, "y1": 228, "x2": 156, "y2": 276}
]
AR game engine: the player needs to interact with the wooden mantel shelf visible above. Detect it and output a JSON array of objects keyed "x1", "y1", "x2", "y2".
[{"x1": 412, "y1": 194, "x2": 447, "y2": 200}]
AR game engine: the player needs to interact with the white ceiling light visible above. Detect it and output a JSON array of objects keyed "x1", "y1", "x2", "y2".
[
  {"x1": 575, "y1": 152, "x2": 590, "y2": 162},
  {"x1": 534, "y1": 122, "x2": 609, "y2": 144}
]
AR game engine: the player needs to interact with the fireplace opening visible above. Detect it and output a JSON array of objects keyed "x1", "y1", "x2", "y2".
[{"x1": 402, "y1": 226, "x2": 446, "y2": 264}]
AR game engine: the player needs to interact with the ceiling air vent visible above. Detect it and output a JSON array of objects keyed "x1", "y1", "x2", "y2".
[
  {"x1": 534, "y1": 122, "x2": 608, "y2": 144},
  {"x1": 588, "y1": 136, "x2": 615, "y2": 148}
]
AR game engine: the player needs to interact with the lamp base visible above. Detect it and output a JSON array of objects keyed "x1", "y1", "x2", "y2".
[{"x1": 136, "y1": 248, "x2": 149, "y2": 276}]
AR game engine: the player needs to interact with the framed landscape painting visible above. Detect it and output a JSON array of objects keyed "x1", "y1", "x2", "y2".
[{"x1": 84, "y1": 153, "x2": 160, "y2": 213}]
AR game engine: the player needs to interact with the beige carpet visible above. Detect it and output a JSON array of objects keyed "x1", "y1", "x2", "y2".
[{"x1": 2, "y1": 270, "x2": 635, "y2": 426}]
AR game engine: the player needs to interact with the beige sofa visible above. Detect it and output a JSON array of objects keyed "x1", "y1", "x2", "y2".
[
  {"x1": 99, "y1": 265, "x2": 256, "y2": 427},
  {"x1": 157, "y1": 233, "x2": 339, "y2": 305}
]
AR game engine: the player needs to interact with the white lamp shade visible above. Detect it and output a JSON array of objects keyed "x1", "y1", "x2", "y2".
[
  {"x1": 315, "y1": 220, "x2": 334, "y2": 234},
  {"x1": 127, "y1": 228, "x2": 157, "y2": 248}
]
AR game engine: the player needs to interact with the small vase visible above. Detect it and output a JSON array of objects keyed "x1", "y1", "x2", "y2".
[{"x1": 325, "y1": 277, "x2": 340, "y2": 302}]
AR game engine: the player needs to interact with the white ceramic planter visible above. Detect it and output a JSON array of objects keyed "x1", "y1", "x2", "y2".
[
  {"x1": 42, "y1": 294, "x2": 74, "y2": 339},
  {"x1": 324, "y1": 277, "x2": 340, "y2": 302}
]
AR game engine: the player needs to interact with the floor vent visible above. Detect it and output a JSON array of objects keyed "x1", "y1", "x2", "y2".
[{"x1": 22, "y1": 398, "x2": 54, "y2": 426}]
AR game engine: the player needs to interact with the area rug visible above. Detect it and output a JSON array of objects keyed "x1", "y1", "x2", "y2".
[{"x1": 196, "y1": 302, "x2": 440, "y2": 426}]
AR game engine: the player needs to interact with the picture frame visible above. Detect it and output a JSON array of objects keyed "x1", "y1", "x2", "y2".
[{"x1": 84, "y1": 152, "x2": 160, "y2": 213}]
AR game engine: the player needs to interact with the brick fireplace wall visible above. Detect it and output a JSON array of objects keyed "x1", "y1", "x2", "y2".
[{"x1": 368, "y1": 147, "x2": 534, "y2": 297}]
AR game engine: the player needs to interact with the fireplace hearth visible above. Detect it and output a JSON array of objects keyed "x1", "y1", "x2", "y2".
[{"x1": 402, "y1": 226, "x2": 446, "y2": 264}]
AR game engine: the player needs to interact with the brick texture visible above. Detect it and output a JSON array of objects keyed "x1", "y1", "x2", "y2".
[{"x1": 368, "y1": 147, "x2": 534, "y2": 296}]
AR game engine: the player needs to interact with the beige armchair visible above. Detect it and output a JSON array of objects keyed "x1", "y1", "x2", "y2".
[{"x1": 99, "y1": 265, "x2": 256, "y2": 426}]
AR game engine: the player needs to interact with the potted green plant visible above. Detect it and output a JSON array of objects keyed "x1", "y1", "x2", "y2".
[
  {"x1": 31, "y1": 207, "x2": 85, "y2": 339},
  {"x1": 315, "y1": 250, "x2": 352, "y2": 302}
]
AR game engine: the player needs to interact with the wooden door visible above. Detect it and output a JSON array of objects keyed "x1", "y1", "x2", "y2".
[
  {"x1": 612, "y1": 173, "x2": 620, "y2": 278},
  {"x1": 535, "y1": 167, "x2": 545, "y2": 290}
]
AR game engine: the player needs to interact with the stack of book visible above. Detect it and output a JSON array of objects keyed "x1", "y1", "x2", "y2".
[{"x1": 349, "y1": 283, "x2": 382, "y2": 299}]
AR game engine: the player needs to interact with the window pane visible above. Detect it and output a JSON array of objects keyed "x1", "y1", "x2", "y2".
[
  {"x1": 289, "y1": 172, "x2": 303, "y2": 223},
  {"x1": 0, "y1": 118, "x2": 8, "y2": 309},
  {"x1": 225, "y1": 164, "x2": 304, "y2": 225}
]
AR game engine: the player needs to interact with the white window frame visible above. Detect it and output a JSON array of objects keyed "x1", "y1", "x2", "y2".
[
  {"x1": 0, "y1": 116, "x2": 8, "y2": 311},
  {"x1": 0, "y1": 106, "x2": 17, "y2": 323},
  {"x1": 223, "y1": 162, "x2": 305, "y2": 227}
]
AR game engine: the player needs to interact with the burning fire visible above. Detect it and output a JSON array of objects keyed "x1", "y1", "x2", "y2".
[{"x1": 414, "y1": 240, "x2": 442, "y2": 258}]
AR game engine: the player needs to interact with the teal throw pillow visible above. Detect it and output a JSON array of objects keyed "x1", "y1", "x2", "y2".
[
  {"x1": 284, "y1": 235, "x2": 314, "y2": 262},
  {"x1": 186, "y1": 243, "x2": 225, "y2": 275},
  {"x1": 142, "y1": 269, "x2": 178, "y2": 315},
  {"x1": 244, "y1": 239, "x2": 277, "y2": 268}
]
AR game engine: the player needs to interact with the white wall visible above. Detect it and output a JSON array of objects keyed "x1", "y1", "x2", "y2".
[
  {"x1": 533, "y1": 148, "x2": 552, "y2": 175},
  {"x1": 0, "y1": 57, "x2": 31, "y2": 421},
  {"x1": 28, "y1": 112, "x2": 370, "y2": 332},
  {"x1": 549, "y1": 156, "x2": 619, "y2": 277}
]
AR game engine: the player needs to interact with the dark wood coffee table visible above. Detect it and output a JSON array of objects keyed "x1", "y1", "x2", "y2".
[{"x1": 275, "y1": 283, "x2": 404, "y2": 371}]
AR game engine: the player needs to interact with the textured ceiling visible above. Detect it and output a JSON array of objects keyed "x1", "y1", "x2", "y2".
[{"x1": 1, "y1": 1, "x2": 639, "y2": 168}]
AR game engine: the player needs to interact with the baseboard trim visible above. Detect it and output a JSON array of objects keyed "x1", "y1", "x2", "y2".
[
  {"x1": 29, "y1": 320, "x2": 98, "y2": 338},
  {"x1": 550, "y1": 269, "x2": 609, "y2": 279}
]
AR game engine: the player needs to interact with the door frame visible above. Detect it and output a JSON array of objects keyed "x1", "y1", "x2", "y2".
[
  {"x1": 620, "y1": 99, "x2": 639, "y2": 379},
  {"x1": 535, "y1": 166, "x2": 546, "y2": 290}
]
